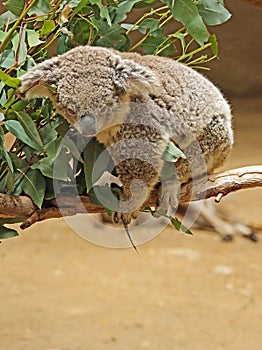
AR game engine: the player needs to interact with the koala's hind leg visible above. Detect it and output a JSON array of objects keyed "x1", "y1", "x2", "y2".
[{"x1": 179, "y1": 199, "x2": 259, "y2": 242}]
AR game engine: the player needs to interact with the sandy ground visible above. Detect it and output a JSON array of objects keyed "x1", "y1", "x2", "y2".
[{"x1": 0, "y1": 98, "x2": 262, "y2": 350}]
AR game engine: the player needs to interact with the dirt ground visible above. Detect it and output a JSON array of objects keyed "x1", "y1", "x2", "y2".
[{"x1": 0, "y1": 97, "x2": 262, "y2": 350}]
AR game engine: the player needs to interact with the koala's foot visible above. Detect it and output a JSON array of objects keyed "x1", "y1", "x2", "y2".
[
  {"x1": 179, "y1": 200, "x2": 259, "y2": 242},
  {"x1": 158, "y1": 180, "x2": 180, "y2": 214}
]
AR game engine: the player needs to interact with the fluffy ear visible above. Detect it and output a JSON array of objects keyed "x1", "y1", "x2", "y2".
[
  {"x1": 113, "y1": 58, "x2": 159, "y2": 96},
  {"x1": 19, "y1": 57, "x2": 60, "y2": 99}
]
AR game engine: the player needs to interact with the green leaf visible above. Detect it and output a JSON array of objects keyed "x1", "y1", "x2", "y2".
[
  {"x1": 112, "y1": 0, "x2": 142, "y2": 24},
  {"x1": 71, "y1": 0, "x2": 90, "y2": 18},
  {"x1": 0, "y1": 11, "x2": 17, "y2": 29},
  {"x1": 11, "y1": 100, "x2": 28, "y2": 112},
  {"x1": 0, "y1": 70, "x2": 20, "y2": 88},
  {"x1": 169, "y1": 216, "x2": 193, "y2": 235},
  {"x1": 0, "y1": 225, "x2": 18, "y2": 239},
  {"x1": 57, "y1": 34, "x2": 74, "y2": 55},
  {"x1": 152, "y1": 208, "x2": 167, "y2": 218},
  {"x1": 20, "y1": 168, "x2": 46, "y2": 208},
  {"x1": 138, "y1": 18, "x2": 159, "y2": 35},
  {"x1": 40, "y1": 19, "x2": 56, "y2": 35},
  {"x1": 14, "y1": 111, "x2": 45, "y2": 151},
  {"x1": 4, "y1": 88, "x2": 16, "y2": 109},
  {"x1": 167, "y1": 0, "x2": 209, "y2": 46},
  {"x1": 83, "y1": 138, "x2": 111, "y2": 192},
  {"x1": 0, "y1": 218, "x2": 25, "y2": 225},
  {"x1": 162, "y1": 141, "x2": 186, "y2": 162},
  {"x1": 0, "y1": 49, "x2": 16, "y2": 69},
  {"x1": 134, "y1": 0, "x2": 159, "y2": 8},
  {"x1": 5, "y1": 120, "x2": 43, "y2": 152},
  {"x1": 27, "y1": 29, "x2": 44, "y2": 47},
  {"x1": 210, "y1": 33, "x2": 218, "y2": 56},
  {"x1": 95, "y1": 22, "x2": 130, "y2": 51},
  {"x1": 31, "y1": 139, "x2": 68, "y2": 181},
  {"x1": 5, "y1": 0, "x2": 25, "y2": 16},
  {"x1": 197, "y1": 0, "x2": 231, "y2": 26},
  {"x1": 90, "y1": 0, "x2": 111, "y2": 26},
  {"x1": 142, "y1": 35, "x2": 163, "y2": 55},
  {"x1": 0, "y1": 168, "x2": 14, "y2": 192},
  {"x1": 39, "y1": 123, "x2": 58, "y2": 146},
  {"x1": 2, "y1": 148, "x2": 14, "y2": 172},
  {"x1": 28, "y1": 0, "x2": 52, "y2": 16},
  {"x1": 70, "y1": 18, "x2": 90, "y2": 45},
  {"x1": 89, "y1": 185, "x2": 120, "y2": 212},
  {"x1": 11, "y1": 29, "x2": 27, "y2": 65}
]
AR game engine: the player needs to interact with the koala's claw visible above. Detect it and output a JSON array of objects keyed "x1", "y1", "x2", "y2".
[{"x1": 159, "y1": 181, "x2": 180, "y2": 214}]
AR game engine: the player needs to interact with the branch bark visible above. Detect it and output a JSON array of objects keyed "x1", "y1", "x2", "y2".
[{"x1": 0, "y1": 165, "x2": 261, "y2": 229}]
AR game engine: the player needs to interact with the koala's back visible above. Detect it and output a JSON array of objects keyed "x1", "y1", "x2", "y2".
[
  {"x1": 119, "y1": 51, "x2": 233, "y2": 175},
  {"x1": 120, "y1": 52, "x2": 231, "y2": 131}
]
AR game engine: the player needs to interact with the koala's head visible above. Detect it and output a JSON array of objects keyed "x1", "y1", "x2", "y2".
[{"x1": 19, "y1": 46, "x2": 159, "y2": 136}]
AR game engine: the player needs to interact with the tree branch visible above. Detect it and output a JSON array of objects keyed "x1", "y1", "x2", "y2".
[{"x1": 0, "y1": 165, "x2": 261, "y2": 229}]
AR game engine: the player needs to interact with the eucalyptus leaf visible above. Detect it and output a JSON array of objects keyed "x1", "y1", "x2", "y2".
[
  {"x1": 169, "y1": 216, "x2": 193, "y2": 235},
  {"x1": 27, "y1": 29, "x2": 44, "y2": 47},
  {"x1": 165, "y1": 0, "x2": 209, "y2": 46},
  {"x1": 83, "y1": 138, "x2": 111, "y2": 192},
  {"x1": 39, "y1": 123, "x2": 58, "y2": 146},
  {"x1": 70, "y1": 18, "x2": 90, "y2": 45},
  {"x1": 11, "y1": 29, "x2": 27, "y2": 65},
  {"x1": 90, "y1": 0, "x2": 111, "y2": 26},
  {"x1": 28, "y1": 0, "x2": 52, "y2": 16},
  {"x1": 0, "y1": 49, "x2": 16, "y2": 69},
  {"x1": 0, "y1": 225, "x2": 19, "y2": 239},
  {"x1": 70, "y1": 0, "x2": 90, "y2": 18},
  {"x1": 210, "y1": 34, "x2": 218, "y2": 56},
  {"x1": 31, "y1": 139, "x2": 68, "y2": 181},
  {"x1": 0, "y1": 70, "x2": 20, "y2": 88},
  {"x1": 95, "y1": 22, "x2": 130, "y2": 51},
  {"x1": 5, "y1": 0, "x2": 25, "y2": 16},
  {"x1": 138, "y1": 18, "x2": 159, "y2": 35},
  {"x1": 197, "y1": 0, "x2": 231, "y2": 26},
  {"x1": 5, "y1": 120, "x2": 43, "y2": 152},
  {"x1": 20, "y1": 168, "x2": 46, "y2": 208},
  {"x1": 0, "y1": 11, "x2": 17, "y2": 29},
  {"x1": 14, "y1": 111, "x2": 45, "y2": 152},
  {"x1": 40, "y1": 19, "x2": 56, "y2": 35},
  {"x1": 2, "y1": 148, "x2": 14, "y2": 172},
  {"x1": 112, "y1": 0, "x2": 142, "y2": 24},
  {"x1": 162, "y1": 141, "x2": 186, "y2": 162}
]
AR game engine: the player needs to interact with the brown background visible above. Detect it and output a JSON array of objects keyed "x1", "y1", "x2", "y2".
[{"x1": 1, "y1": 1, "x2": 262, "y2": 349}]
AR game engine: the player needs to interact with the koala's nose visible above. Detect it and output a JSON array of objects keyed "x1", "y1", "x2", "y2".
[{"x1": 75, "y1": 114, "x2": 97, "y2": 136}]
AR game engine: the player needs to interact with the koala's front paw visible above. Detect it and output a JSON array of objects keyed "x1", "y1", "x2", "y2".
[
  {"x1": 159, "y1": 180, "x2": 180, "y2": 214},
  {"x1": 113, "y1": 181, "x2": 147, "y2": 225},
  {"x1": 113, "y1": 210, "x2": 139, "y2": 225}
]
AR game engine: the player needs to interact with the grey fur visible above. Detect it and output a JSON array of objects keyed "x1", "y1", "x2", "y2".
[{"x1": 20, "y1": 46, "x2": 233, "y2": 224}]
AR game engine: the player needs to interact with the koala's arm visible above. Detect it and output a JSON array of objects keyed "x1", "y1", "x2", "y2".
[{"x1": 101, "y1": 122, "x2": 170, "y2": 224}]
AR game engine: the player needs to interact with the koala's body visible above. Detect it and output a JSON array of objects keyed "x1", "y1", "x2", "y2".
[{"x1": 20, "y1": 46, "x2": 233, "y2": 224}]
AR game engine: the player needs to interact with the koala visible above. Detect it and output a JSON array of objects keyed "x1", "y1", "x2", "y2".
[{"x1": 19, "y1": 45, "x2": 233, "y2": 225}]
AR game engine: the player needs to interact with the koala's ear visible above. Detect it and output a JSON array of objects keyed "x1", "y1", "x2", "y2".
[
  {"x1": 19, "y1": 57, "x2": 60, "y2": 99},
  {"x1": 113, "y1": 58, "x2": 159, "y2": 95}
]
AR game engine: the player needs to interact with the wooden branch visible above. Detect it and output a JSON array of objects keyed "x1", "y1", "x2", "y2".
[{"x1": 0, "y1": 165, "x2": 261, "y2": 229}]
